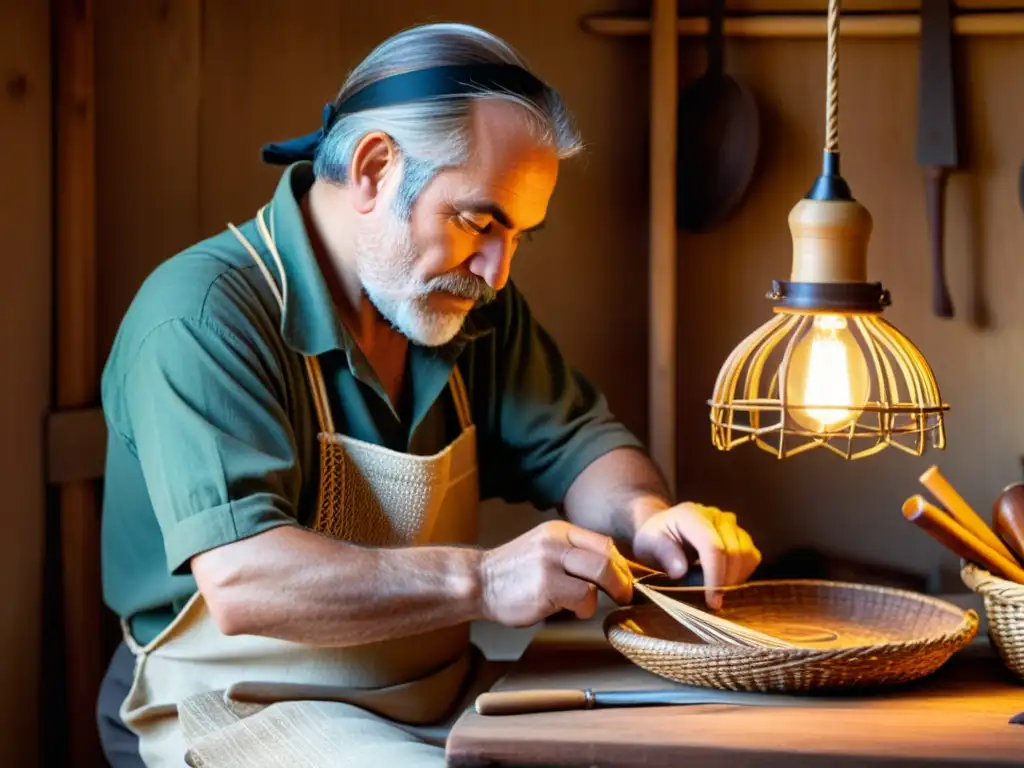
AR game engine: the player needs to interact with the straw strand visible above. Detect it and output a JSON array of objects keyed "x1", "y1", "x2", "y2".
[
  {"x1": 625, "y1": 557, "x2": 795, "y2": 649},
  {"x1": 633, "y1": 582, "x2": 796, "y2": 649}
]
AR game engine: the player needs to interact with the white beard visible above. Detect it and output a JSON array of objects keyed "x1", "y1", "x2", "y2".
[{"x1": 354, "y1": 213, "x2": 492, "y2": 347}]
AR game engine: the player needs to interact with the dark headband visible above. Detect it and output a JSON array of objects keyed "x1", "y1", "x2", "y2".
[{"x1": 260, "y1": 64, "x2": 548, "y2": 165}]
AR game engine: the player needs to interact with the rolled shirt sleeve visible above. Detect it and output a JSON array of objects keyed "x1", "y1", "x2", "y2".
[
  {"x1": 477, "y1": 283, "x2": 645, "y2": 510},
  {"x1": 116, "y1": 317, "x2": 300, "y2": 574}
]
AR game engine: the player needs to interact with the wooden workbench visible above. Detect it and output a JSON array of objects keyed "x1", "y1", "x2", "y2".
[{"x1": 449, "y1": 611, "x2": 1024, "y2": 767}]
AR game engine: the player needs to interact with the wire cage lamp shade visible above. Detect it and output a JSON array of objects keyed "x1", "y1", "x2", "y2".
[
  {"x1": 708, "y1": 0, "x2": 949, "y2": 460},
  {"x1": 709, "y1": 308, "x2": 947, "y2": 460}
]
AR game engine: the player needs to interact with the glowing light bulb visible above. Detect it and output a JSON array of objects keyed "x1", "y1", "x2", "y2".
[{"x1": 784, "y1": 314, "x2": 871, "y2": 433}]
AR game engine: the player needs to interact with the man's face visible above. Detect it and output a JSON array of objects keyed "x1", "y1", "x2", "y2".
[{"x1": 356, "y1": 100, "x2": 560, "y2": 347}]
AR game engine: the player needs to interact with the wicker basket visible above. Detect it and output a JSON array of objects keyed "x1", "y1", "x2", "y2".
[
  {"x1": 960, "y1": 561, "x2": 1024, "y2": 681},
  {"x1": 604, "y1": 579, "x2": 978, "y2": 693}
]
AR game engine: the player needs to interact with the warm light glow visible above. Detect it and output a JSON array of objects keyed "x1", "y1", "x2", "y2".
[{"x1": 784, "y1": 315, "x2": 871, "y2": 433}]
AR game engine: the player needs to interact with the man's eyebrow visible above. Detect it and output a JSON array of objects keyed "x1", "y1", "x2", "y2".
[{"x1": 458, "y1": 200, "x2": 546, "y2": 233}]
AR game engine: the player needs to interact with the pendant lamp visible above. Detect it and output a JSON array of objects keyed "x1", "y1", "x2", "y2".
[{"x1": 708, "y1": 0, "x2": 949, "y2": 460}]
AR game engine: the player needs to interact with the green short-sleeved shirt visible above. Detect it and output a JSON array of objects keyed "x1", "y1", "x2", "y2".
[{"x1": 100, "y1": 162, "x2": 644, "y2": 644}]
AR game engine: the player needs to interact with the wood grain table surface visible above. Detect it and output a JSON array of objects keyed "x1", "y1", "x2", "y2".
[{"x1": 448, "y1": 607, "x2": 1024, "y2": 767}]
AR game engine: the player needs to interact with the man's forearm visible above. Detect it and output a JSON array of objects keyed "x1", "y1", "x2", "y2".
[
  {"x1": 191, "y1": 525, "x2": 483, "y2": 646},
  {"x1": 560, "y1": 447, "x2": 674, "y2": 551}
]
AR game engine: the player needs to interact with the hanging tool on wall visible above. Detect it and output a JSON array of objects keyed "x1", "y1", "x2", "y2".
[
  {"x1": 1018, "y1": 161, "x2": 1023, "y2": 216},
  {"x1": 675, "y1": 0, "x2": 759, "y2": 233},
  {"x1": 916, "y1": 0, "x2": 960, "y2": 319}
]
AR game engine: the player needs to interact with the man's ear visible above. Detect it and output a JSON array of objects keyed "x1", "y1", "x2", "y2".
[{"x1": 348, "y1": 131, "x2": 399, "y2": 214}]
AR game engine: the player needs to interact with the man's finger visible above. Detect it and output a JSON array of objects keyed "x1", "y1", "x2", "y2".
[
  {"x1": 564, "y1": 523, "x2": 636, "y2": 586},
  {"x1": 639, "y1": 534, "x2": 689, "y2": 580},
  {"x1": 572, "y1": 583, "x2": 599, "y2": 619},
  {"x1": 671, "y1": 504, "x2": 727, "y2": 609},
  {"x1": 736, "y1": 527, "x2": 762, "y2": 582},
  {"x1": 713, "y1": 511, "x2": 744, "y2": 586},
  {"x1": 550, "y1": 573, "x2": 599, "y2": 618},
  {"x1": 565, "y1": 524, "x2": 620, "y2": 559},
  {"x1": 610, "y1": 553, "x2": 636, "y2": 589},
  {"x1": 561, "y1": 547, "x2": 633, "y2": 604}
]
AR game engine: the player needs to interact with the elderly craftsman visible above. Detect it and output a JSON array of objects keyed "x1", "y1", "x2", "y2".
[{"x1": 95, "y1": 22, "x2": 761, "y2": 768}]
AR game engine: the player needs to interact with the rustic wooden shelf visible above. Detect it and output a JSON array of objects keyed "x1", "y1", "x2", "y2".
[{"x1": 581, "y1": 11, "x2": 1024, "y2": 38}]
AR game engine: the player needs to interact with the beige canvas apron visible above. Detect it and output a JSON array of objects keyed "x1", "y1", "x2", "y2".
[{"x1": 117, "y1": 205, "x2": 483, "y2": 767}]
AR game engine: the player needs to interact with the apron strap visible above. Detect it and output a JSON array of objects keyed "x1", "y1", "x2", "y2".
[
  {"x1": 228, "y1": 207, "x2": 336, "y2": 435},
  {"x1": 449, "y1": 365, "x2": 472, "y2": 432},
  {"x1": 227, "y1": 205, "x2": 475, "y2": 436}
]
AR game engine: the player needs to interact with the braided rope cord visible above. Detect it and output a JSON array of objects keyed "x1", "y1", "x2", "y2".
[{"x1": 826, "y1": 0, "x2": 840, "y2": 153}]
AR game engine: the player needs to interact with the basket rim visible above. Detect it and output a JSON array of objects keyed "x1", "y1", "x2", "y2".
[
  {"x1": 960, "y1": 560, "x2": 1024, "y2": 602},
  {"x1": 604, "y1": 604, "x2": 978, "y2": 659},
  {"x1": 605, "y1": 580, "x2": 980, "y2": 657}
]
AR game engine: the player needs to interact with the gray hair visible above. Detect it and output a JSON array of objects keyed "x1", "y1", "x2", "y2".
[{"x1": 313, "y1": 23, "x2": 584, "y2": 218}]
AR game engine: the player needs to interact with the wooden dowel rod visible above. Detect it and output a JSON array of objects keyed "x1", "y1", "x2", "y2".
[
  {"x1": 918, "y1": 465, "x2": 1019, "y2": 565},
  {"x1": 581, "y1": 12, "x2": 1024, "y2": 38},
  {"x1": 648, "y1": 0, "x2": 678, "y2": 496},
  {"x1": 903, "y1": 495, "x2": 1024, "y2": 584}
]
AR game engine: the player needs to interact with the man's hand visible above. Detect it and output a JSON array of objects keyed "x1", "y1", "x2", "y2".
[
  {"x1": 478, "y1": 520, "x2": 634, "y2": 627},
  {"x1": 631, "y1": 503, "x2": 761, "y2": 610}
]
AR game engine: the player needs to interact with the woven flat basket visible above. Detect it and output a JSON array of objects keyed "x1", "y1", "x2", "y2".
[
  {"x1": 604, "y1": 579, "x2": 978, "y2": 693},
  {"x1": 961, "y1": 561, "x2": 1024, "y2": 681}
]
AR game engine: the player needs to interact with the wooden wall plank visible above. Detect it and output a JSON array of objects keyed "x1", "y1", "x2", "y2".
[
  {"x1": 54, "y1": 0, "x2": 104, "y2": 765},
  {"x1": 96, "y1": 0, "x2": 203, "y2": 357},
  {"x1": 91, "y1": 0, "x2": 203, "y2": 758},
  {"x1": 648, "y1": 0, "x2": 679, "y2": 493},
  {"x1": 0, "y1": 0, "x2": 52, "y2": 764},
  {"x1": 47, "y1": 408, "x2": 107, "y2": 484},
  {"x1": 199, "y1": 0, "x2": 347, "y2": 235}
]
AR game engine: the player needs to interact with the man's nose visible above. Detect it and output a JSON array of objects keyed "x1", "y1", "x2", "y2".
[{"x1": 468, "y1": 235, "x2": 514, "y2": 292}]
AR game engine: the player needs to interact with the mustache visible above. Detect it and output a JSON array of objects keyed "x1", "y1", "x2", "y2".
[{"x1": 421, "y1": 272, "x2": 497, "y2": 306}]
